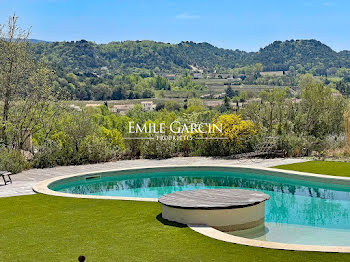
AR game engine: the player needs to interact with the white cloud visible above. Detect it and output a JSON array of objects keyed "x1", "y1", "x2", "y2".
[
  {"x1": 304, "y1": 1, "x2": 335, "y2": 7},
  {"x1": 175, "y1": 13, "x2": 200, "y2": 20},
  {"x1": 322, "y1": 2, "x2": 334, "y2": 6}
]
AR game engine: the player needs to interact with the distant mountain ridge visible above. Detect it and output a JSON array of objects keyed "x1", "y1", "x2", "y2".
[
  {"x1": 28, "y1": 39, "x2": 50, "y2": 43},
  {"x1": 30, "y1": 39, "x2": 350, "y2": 74}
]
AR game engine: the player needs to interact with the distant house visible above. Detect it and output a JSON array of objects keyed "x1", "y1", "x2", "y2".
[
  {"x1": 218, "y1": 73, "x2": 232, "y2": 79},
  {"x1": 84, "y1": 72, "x2": 100, "y2": 78},
  {"x1": 260, "y1": 71, "x2": 288, "y2": 77},
  {"x1": 111, "y1": 104, "x2": 134, "y2": 115},
  {"x1": 200, "y1": 94, "x2": 212, "y2": 99},
  {"x1": 230, "y1": 78, "x2": 242, "y2": 85},
  {"x1": 207, "y1": 73, "x2": 233, "y2": 79},
  {"x1": 204, "y1": 101, "x2": 222, "y2": 107},
  {"x1": 141, "y1": 101, "x2": 156, "y2": 111},
  {"x1": 231, "y1": 102, "x2": 246, "y2": 108},
  {"x1": 101, "y1": 66, "x2": 108, "y2": 72},
  {"x1": 193, "y1": 72, "x2": 203, "y2": 79},
  {"x1": 248, "y1": 98, "x2": 261, "y2": 103},
  {"x1": 238, "y1": 74, "x2": 246, "y2": 80},
  {"x1": 69, "y1": 104, "x2": 82, "y2": 111},
  {"x1": 213, "y1": 93, "x2": 226, "y2": 99},
  {"x1": 85, "y1": 104, "x2": 101, "y2": 108},
  {"x1": 331, "y1": 91, "x2": 342, "y2": 97},
  {"x1": 165, "y1": 74, "x2": 176, "y2": 80},
  {"x1": 290, "y1": 98, "x2": 302, "y2": 104}
]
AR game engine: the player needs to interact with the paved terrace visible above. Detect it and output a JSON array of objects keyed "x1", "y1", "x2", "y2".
[{"x1": 0, "y1": 157, "x2": 308, "y2": 198}]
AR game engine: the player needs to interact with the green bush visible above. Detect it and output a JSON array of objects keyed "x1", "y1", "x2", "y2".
[
  {"x1": 0, "y1": 148, "x2": 29, "y2": 173},
  {"x1": 141, "y1": 138, "x2": 177, "y2": 159},
  {"x1": 32, "y1": 140, "x2": 65, "y2": 168},
  {"x1": 278, "y1": 135, "x2": 308, "y2": 157},
  {"x1": 79, "y1": 135, "x2": 114, "y2": 163}
]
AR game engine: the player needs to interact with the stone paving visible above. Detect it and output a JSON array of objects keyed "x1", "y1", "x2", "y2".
[{"x1": 0, "y1": 157, "x2": 308, "y2": 198}]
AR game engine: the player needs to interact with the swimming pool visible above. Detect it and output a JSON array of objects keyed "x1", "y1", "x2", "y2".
[{"x1": 45, "y1": 166, "x2": 350, "y2": 248}]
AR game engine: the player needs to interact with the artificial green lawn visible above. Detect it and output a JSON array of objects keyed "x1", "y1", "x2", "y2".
[
  {"x1": 1, "y1": 194, "x2": 350, "y2": 262},
  {"x1": 274, "y1": 160, "x2": 350, "y2": 177}
]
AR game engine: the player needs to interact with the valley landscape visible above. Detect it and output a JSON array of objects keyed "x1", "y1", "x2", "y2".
[{"x1": 1, "y1": 2, "x2": 350, "y2": 260}]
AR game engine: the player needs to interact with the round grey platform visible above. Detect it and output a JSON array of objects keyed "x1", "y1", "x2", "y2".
[{"x1": 158, "y1": 189, "x2": 270, "y2": 210}]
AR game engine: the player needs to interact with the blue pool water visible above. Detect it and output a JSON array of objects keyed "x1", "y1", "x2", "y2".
[{"x1": 50, "y1": 166, "x2": 350, "y2": 246}]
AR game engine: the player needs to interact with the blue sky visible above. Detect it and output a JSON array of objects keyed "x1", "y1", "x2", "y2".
[{"x1": 1, "y1": 0, "x2": 349, "y2": 51}]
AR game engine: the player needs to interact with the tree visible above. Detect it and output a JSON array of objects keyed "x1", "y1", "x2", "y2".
[
  {"x1": 253, "y1": 63, "x2": 263, "y2": 75},
  {"x1": 128, "y1": 91, "x2": 135, "y2": 99},
  {"x1": 112, "y1": 87, "x2": 125, "y2": 100},
  {"x1": 164, "y1": 101, "x2": 181, "y2": 111},
  {"x1": 202, "y1": 114, "x2": 257, "y2": 156},
  {"x1": 225, "y1": 86, "x2": 235, "y2": 98},
  {"x1": 335, "y1": 81, "x2": 350, "y2": 97},
  {"x1": 91, "y1": 83, "x2": 112, "y2": 100},
  {"x1": 239, "y1": 91, "x2": 248, "y2": 102},
  {"x1": 0, "y1": 14, "x2": 31, "y2": 144},
  {"x1": 223, "y1": 96, "x2": 231, "y2": 111},
  {"x1": 155, "y1": 76, "x2": 170, "y2": 90},
  {"x1": 142, "y1": 88, "x2": 154, "y2": 98},
  {"x1": 298, "y1": 73, "x2": 319, "y2": 89},
  {"x1": 288, "y1": 66, "x2": 296, "y2": 77},
  {"x1": 208, "y1": 84, "x2": 214, "y2": 99},
  {"x1": 300, "y1": 83, "x2": 345, "y2": 138},
  {"x1": 257, "y1": 88, "x2": 287, "y2": 135},
  {"x1": 0, "y1": 14, "x2": 59, "y2": 149}
]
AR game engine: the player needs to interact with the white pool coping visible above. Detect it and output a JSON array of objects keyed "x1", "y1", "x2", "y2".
[
  {"x1": 33, "y1": 164, "x2": 350, "y2": 253},
  {"x1": 189, "y1": 224, "x2": 350, "y2": 253}
]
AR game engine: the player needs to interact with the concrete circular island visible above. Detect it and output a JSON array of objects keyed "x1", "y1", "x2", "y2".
[{"x1": 159, "y1": 189, "x2": 270, "y2": 232}]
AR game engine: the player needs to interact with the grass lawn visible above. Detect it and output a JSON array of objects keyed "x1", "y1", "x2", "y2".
[
  {"x1": 274, "y1": 160, "x2": 350, "y2": 177},
  {"x1": 1, "y1": 194, "x2": 350, "y2": 262}
]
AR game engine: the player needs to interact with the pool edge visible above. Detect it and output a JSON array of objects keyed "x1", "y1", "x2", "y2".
[
  {"x1": 33, "y1": 164, "x2": 350, "y2": 202},
  {"x1": 189, "y1": 224, "x2": 350, "y2": 253}
]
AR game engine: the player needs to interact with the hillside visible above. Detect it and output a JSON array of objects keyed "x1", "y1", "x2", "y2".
[
  {"x1": 28, "y1": 39, "x2": 50, "y2": 43},
  {"x1": 255, "y1": 39, "x2": 343, "y2": 71},
  {"x1": 31, "y1": 39, "x2": 350, "y2": 74}
]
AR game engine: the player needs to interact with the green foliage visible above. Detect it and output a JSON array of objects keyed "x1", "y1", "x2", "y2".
[
  {"x1": 23, "y1": 39, "x2": 350, "y2": 101},
  {"x1": 141, "y1": 138, "x2": 177, "y2": 159},
  {"x1": 278, "y1": 135, "x2": 309, "y2": 157},
  {"x1": 32, "y1": 140, "x2": 63, "y2": 168},
  {"x1": 221, "y1": 96, "x2": 231, "y2": 112},
  {"x1": 155, "y1": 76, "x2": 170, "y2": 90},
  {"x1": 172, "y1": 75, "x2": 203, "y2": 91},
  {"x1": 0, "y1": 147, "x2": 29, "y2": 173},
  {"x1": 31, "y1": 39, "x2": 350, "y2": 80},
  {"x1": 242, "y1": 83, "x2": 345, "y2": 155},
  {"x1": 299, "y1": 83, "x2": 345, "y2": 138},
  {"x1": 79, "y1": 135, "x2": 114, "y2": 163},
  {"x1": 335, "y1": 80, "x2": 350, "y2": 97},
  {"x1": 164, "y1": 101, "x2": 181, "y2": 111},
  {"x1": 225, "y1": 86, "x2": 239, "y2": 98},
  {"x1": 33, "y1": 110, "x2": 124, "y2": 167},
  {"x1": 3, "y1": 79, "x2": 347, "y2": 167},
  {"x1": 198, "y1": 114, "x2": 257, "y2": 156},
  {"x1": 258, "y1": 40, "x2": 345, "y2": 72},
  {"x1": 0, "y1": 15, "x2": 59, "y2": 148},
  {"x1": 99, "y1": 126, "x2": 124, "y2": 150}
]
